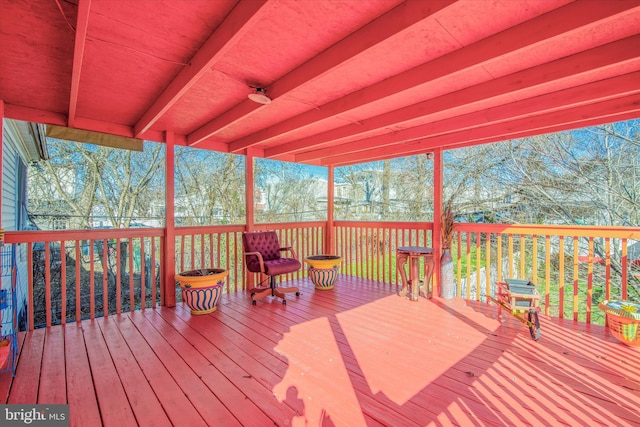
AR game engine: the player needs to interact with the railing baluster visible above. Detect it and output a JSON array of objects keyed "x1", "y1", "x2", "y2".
[
  {"x1": 559, "y1": 235, "x2": 565, "y2": 319},
  {"x1": 621, "y1": 238, "x2": 628, "y2": 299},
  {"x1": 465, "y1": 232, "x2": 471, "y2": 300},
  {"x1": 89, "y1": 240, "x2": 95, "y2": 320},
  {"x1": 60, "y1": 240, "x2": 67, "y2": 325},
  {"x1": 573, "y1": 236, "x2": 579, "y2": 321},
  {"x1": 508, "y1": 234, "x2": 514, "y2": 279},
  {"x1": 497, "y1": 233, "x2": 503, "y2": 282},
  {"x1": 456, "y1": 231, "x2": 461, "y2": 297},
  {"x1": 74, "y1": 241, "x2": 81, "y2": 322},
  {"x1": 392, "y1": 227, "x2": 397, "y2": 285},
  {"x1": 45, "y1": 242, "x2": 51, "y2": 326},
  {"x1": 485, "y1": 233, "x2": 491, "y2": 302},
  {"x1": 545, "y1": 236, "x2": 551, "y2": 316},
  {"x1": 605, "y1": 238, "x2": 611, "y2": 300},
  {"x1": 151, "y1": 237, "x2": 157, "y2": 308},
  {"x1": 587, "y1": 237, "x2": 594, "y2": 324},
  {"x1": 531, "y1": 234, "x2": 538, "y2": 286},
  {"x1": 519, "y1": 234, "x2": 525, "y2": 279},
  {"x1": 116, "y1": 238, "x2": 122, "y2": 315},
  {"x1": 28, "y1": 242, "x2": 34, "y2": 330},
  {"x1": 179, "y1": 236, "x2": 185, "y2": 273},
  {"x1": 140, "y1": 237, "x2": 146, "y2": 310},
  {"x1": 103, "y1": 239, "x2": 108, "y2": 317},
  {"x1": 475, "y1": 231, "x2": 481, "y2": 300},
  {"x1": 129, "y1": 237, "x2": 134, "y2": 313}
]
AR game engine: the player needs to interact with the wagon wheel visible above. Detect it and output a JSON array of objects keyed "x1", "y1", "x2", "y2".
[{"x1": 528, "y1": 310, "x2": 541, "y2": 341}]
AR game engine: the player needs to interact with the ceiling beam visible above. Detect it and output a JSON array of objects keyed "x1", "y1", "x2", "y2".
[
  {"x1": 228, "y1": 0, "x2": 640, "y2": 154},
  {"x1": 133, "y1": 0, "x2": 270, "y2": 137},
  {"x1": 187, "y1": 0, "x2": 457, "y2": 147},
  {"x1": 322, "y1": 94, "x2": 640, "y2": 166},
  {"x1": 68, "y1": 0, "x2": 92, "y2": 128},
  {"x1": 4, "y1": 104, "x2": 68, "y2": 126},
  {"x1": 266, "y1": 35, "x2": 640, "y2": 159},
  {"x1": 297, "y1": 72, "x2": 640, "y2": 162},
  {"x1": 328, "y1": 110, "x2": 640, "y2": 167}
]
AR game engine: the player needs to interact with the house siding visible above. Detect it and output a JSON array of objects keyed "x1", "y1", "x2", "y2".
[{"x1": 2, "y1": 119, "x2": 36, "y2": 331}]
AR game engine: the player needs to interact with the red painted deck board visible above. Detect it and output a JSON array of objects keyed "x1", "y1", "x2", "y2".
[
  {"x1": 83, "y1": 319, "x2": 138, "y2": 427},
  {"x1": 138, "y1": 310, "x2": 270, "y2": 427},
  {"x1": 96, "y1": 317, "x2": 173, "y2": 427},
  {"x1": 64, "y1": 322, "x2": 102, "y2": 427},
  {"x1": 1, "y1": 276, "x2": 638, "y2": 426},
  {"x1": 38, "y1": 326, "x2": 66, "y2": 404},
  {"x1": 8, "y1": 328, "x2": 45, "y2": 404},
  {"x1": 125, "y1": 312, "x2": 241, "y2": 426},
  {"x1": 112, "y1": 315, "x2": 208, "y2": 427}
]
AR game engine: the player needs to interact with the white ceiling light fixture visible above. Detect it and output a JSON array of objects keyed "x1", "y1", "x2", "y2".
[{"x1": 248, "y1": 86, "x2": 272, "y2": 104}]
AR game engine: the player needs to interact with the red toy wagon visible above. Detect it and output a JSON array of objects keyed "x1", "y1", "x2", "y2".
[{"x1": 489, "y1": 279, "x2": 541, "y2": 341}]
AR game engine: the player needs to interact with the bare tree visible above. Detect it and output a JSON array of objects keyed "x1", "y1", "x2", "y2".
[
  {"x1": 255, "y1": 159, "x2": 325, "y2": 222},
  {"x1": 175, "y1": 147, "x2": 245, "y2": 225},
  {"x1": 29, "y1": 140, "x2": 165, "y2": 229}
]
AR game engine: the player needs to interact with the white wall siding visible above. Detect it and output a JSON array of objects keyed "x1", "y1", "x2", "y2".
[{"x1": 2, "y1": 120, "x2": 36, "y2": 330}]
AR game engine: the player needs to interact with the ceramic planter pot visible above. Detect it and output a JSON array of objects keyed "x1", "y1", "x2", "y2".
[
  {"x1": 176, "y1": 268, "x2": 227, "y2": 314},
  {"x1": 305, "y1": 255, "x2": 341, "y2": 290}
]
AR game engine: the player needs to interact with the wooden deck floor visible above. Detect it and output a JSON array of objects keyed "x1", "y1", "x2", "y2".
[{"x1": 1, "y1": 276, "x2": 639, "y2": 426}]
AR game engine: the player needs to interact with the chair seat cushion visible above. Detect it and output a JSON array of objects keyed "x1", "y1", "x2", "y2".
[{"x1": 264, "y1": 258, "x2": 301, "y2": 276}]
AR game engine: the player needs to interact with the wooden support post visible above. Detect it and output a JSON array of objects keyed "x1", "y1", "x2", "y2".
[
  {"x1": 433, "y1": 148, "x2": 443, "y2": 297},
  {"x1": 245, "y1": 149, "x2": 255, "y2": 289},
  {"x1": 164, "y1": 132, "x2": 176, "y2": 307},
  {"x1": 0, "y1": 100, "x2": 3, "y2": 224},
  {"x1": 245, "y1": 149, "x2": 255, "y2": 232},
  {"x1": 326, "y1": 165, "x2": 335, "y2": 255}
]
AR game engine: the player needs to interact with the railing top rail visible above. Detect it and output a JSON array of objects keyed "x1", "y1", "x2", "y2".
[
  {"x1": 7, "y1": 222, "x2": 640, "y2": 244},
  {"x1": 334, "y1": 220, "x2": 434, "y2": 229},
  {"x1": 253, "y1": 221, "x2": 327, "y2": 230},
  {"x1": 5, "y1": 228, "x2": 164, "y2": 243},
  {"x1": 175, "y1": 224, "x2": 246, "y2": 235},
  {"x1": 4, "y1": 222, "x2": 330, "y2": 244},
  {"x1": 455, "y1": 223, "x2": 640, "y2": 239}
]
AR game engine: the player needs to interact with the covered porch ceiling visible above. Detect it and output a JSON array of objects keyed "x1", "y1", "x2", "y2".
[{"x1": 1, "y1": 0, "x2": 639, "y2": 167}]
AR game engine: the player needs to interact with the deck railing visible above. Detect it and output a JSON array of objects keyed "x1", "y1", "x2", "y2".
[
  {"x1": 453, "y1": 223, "x2": 640, "y2": 324},
  {"x1": 6, "y1": 228, "x2": 164, "y2": 329},
  {"x1": 333, "y1": 221, "x2": 434, "y2": 285},
  {"x1": 6, "y1": 221, "x2": 639, "y2": 329},
  {"x1": 6, "y1": 222, "x2": 326, "y2": 329},
  {"x1": 175, "y1": 222, "x2": 326, "y2": 290}
]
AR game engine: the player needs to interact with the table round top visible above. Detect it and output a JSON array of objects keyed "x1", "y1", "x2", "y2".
[{"x1": 397, "y1": 246, "x2": 433, "y2": 254}]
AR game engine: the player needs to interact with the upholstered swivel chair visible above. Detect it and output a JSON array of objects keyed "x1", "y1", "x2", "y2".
[{"x1": 242, "y1": 231, "x2": 301, "y2": 305}]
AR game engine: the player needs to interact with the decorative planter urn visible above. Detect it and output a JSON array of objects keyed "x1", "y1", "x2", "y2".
[
  {"x1": 440, "y1": 249, "x2": 455, "y2": 299},
  {"x1": 305, "y1": 255, "x2": 342, "y2": 290},
  {"x1": 175, "y1": 268, "x2": 228, "y2": 315}
]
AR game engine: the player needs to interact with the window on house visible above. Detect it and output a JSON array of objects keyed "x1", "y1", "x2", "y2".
[
  {"x1": 52, "y1": 220, "x2": 67, "y2": 230},
  {"x1": 15, "y1": 157, "x2": 27, "y2": 230}
]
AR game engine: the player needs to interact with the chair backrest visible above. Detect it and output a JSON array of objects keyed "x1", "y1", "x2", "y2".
[{"x1": 243, "y1": 231, "x2": 282, "y2": 272}]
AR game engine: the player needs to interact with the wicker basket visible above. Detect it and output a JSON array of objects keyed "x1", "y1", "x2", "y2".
[{"x1": 598, "y1": 301, "x2": 640, "y2": 348}]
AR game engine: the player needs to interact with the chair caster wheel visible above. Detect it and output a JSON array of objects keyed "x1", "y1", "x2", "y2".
[
  {"x1": 250, "y1": 292, "x2": 255, "y2": 297},
  {"x1": 282, "y1": 300, "x2": 287, "y2": 305},
  {"x1": 296, "y1": 292, "x2": 300, "y2": 296},
  {"x1": 252, "y1": 300, "x2": 257, "y2": 306}
]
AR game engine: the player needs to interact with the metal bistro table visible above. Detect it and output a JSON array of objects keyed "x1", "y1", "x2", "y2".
[{"x1": 396, "y1": 246, "x2": 435, "y2": 301}]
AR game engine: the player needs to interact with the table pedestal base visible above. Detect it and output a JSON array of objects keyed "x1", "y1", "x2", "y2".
[{"x1": 396, "y1": 246, "x2": 434, "y2": 301}]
